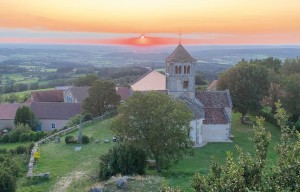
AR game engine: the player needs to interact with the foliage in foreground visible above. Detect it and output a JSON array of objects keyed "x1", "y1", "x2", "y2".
[
  {"x1": 99, "y1": 143, "x2": 147, "y2": 180},
  {"x1": 111, "y1": 92, "x2": 194, "y2": 172},
  {"x1": 190, "y1": 101, "x2": 300, "y2": 192},
  {"x1": 0, "y1": 154, "x2": 20, "y2": 192}
]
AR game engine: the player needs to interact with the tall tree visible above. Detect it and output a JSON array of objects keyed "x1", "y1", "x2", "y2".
[
  {"x1": 14, "y1": 106, "x2": 37, "y2": 131},
  {"x1": 73, "y1": 74, "x2": 98, "y2": 86},
  {"x1": 111, "y1": 92, "x2": 194, "y2": 172},
  {"x1": 281, "y1": 58, "x2": 300, "y2": 75},
  {"x1": 82, "y1": 80, "x2": 120, "y2": 116},
  {"x1": 218, "y1": 61, "x2": 269, "y2": 122},
  {"x1": 281, "y1": 74, "x2": 300, "y2": 121}
]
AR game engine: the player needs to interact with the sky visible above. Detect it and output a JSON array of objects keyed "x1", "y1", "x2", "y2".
[{"x1": 1, "y1": 0, "x2": 300, "y2": 46}]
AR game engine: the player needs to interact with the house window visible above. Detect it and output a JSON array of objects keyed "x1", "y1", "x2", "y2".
[
  {"x1": 51, "y1": 123, "x2": 56, "y2": 129},
  {"x1": 187, "y1": 66, "x2": 190, "y2": 74},
  {"x1": 183, "y1": 80, "x2": 189, "y2": 89},
  {"x1": 179, "y1": 66, "x2": 182, "y2": 74},
  {"x1": 184, "y1": 66, "x2": 187, "y2": 74},
  {"x1": 175, "y1": 66, "x2": 178, "y2": 74},
  {"x1": 67, "y1": 96, "x2": 73, "y2": 103}
]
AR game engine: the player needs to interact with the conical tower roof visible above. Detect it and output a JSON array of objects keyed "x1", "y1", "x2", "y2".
[{"x1": 166, "y1": 44, "x2": 197, "y2": 63}]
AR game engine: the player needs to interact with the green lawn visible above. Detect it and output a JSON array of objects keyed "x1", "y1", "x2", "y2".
[
  {"x1": 0, "y1": 142, "x2": 33, "y2": 150},
  {"x1": 163, "y1": 113, "x2": 281, "y2": 191},
  {"x1": 17, "y1": 119, "x2": 114, "y2": 192},
  {"x1": 16, "y1": 113, "x2": 282, "y2": 192}
]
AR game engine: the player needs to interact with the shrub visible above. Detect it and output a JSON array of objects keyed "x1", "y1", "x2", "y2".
[
  {"x1": 99, "y1": 144, "x2": 147, "y2": 180},
  {"x1": 16, "y1": 145, "x2": 28, "y2": 154},
  {"x1": 29, "y1": 132, "x2": 37, "y2": 142},
  {"x1": 2, "y1": 135, "x2": 9, "y2": 143},
  {"x1": 0, "y1": 148, "x2": 7, "y2": 154},
  {"x1": 82, "y1": 135, "x2": 90, "y2": 144},
  {"x1": 19, "y1": 133, "x2": 30, "y2": 142},
  {"x1": 8, "y1": 132, "x2": 20, "y2": 143},
  {"x1": 83, "y1": 113, "x2": 93, "y2": 122},
  {"x1": 0, "y1": 154, "x2": 19, "y2": 177},
  {"x1": 0, "y1": 166, "x2": 16, "y2": 192},
  {"x1": 65, "y1": 135, "x2": 76, "y2": 144}
]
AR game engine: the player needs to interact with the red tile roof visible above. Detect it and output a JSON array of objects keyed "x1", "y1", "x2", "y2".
[
  {"x1": 166, "y1": 44, "x2": 197, "y2": 63},
  {"x1": 31, "y1": 90, "x2": 64, "y2": 102},
  {"x1": 30, "y1": 102, "x2": 82, "y2": 120},
  {"x1": 196, "y1": 90, "x2": 232, "y2": 108},
  {"x1": 0, "y1": 103, "x2": 24, "y2": 120},
  {"x1": 203, "y1": 108, "x2": 229, "y2": 124},
  {"x1": 207, "y1": 80, "x2": 219, "y2": 91},
  {"x1": 116, "y1": 87, "x2": 130, "y2": 101}
]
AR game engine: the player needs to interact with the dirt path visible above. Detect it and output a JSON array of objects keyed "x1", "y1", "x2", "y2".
[{"x1": 50, "y1": 171, "x2": 85, "y2": 192}]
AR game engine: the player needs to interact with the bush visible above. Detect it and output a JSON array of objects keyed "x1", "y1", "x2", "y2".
[
  {"x1": 0, "y1": 166, "x2": 16, "y2": 192},
  {"x1": 0, "y1": 148, "x2": 7, "y2": 154},
  {"x1": 19, "y1": 133, "x2": 30, "y2": 142},
  {"x1": 83, "y1": 113, "x2": 93, "y2": 122},
  {"x1": 34, "y1": 151, "x2": 40, "y2": 162},
  {"x1": 0, "y1": 154, "x2": 19, "y2": 177},
  {"x1": 8, "y1": 132, "x2": 20, "y2": 143},
  {"x1": 2, "y1": 135, "x2": 9, "y2": 143},
  {"x1": 65, "y1": 136, "x2": 76, "y2": 144},
  {"x1": 99, "y1": 144, "x2": 147, "y2": 180},
  {"x1": 82, "y1": 135, "x2": 90, "y2": 144},
  {"x1": 258, "y1": 110, "x2": 277, "y2": 125},
  {"x1": 16, "y1": 145, "x2": 28, "y2": 154},
  {"x1": 29, "y1": 132, "x2": 37, "y2": 142}
]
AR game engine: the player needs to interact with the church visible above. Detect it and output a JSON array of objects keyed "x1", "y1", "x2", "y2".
[{"x1": 131, "y1": 44, "x2": 232, "y2": 146}]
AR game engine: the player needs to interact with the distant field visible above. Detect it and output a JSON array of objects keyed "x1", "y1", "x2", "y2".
[{"x1": 2, "y1": 88, "x2": 53, "y2": 98}]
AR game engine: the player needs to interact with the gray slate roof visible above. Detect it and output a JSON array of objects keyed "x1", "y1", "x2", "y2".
[
  {"x1": 166, "y1": 44, "x2": 197, "y2": 63},
  {"x1": 30, "y1": 102, "x2": 82, "y2": 120},
  {"x1": 179, "y1": 95, "x2": 205, "y2": 120}
]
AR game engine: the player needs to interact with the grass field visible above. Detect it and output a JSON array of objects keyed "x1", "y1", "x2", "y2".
[
  {"x1": 16, "y1": 113, "x2": 282, "y2": 192},
  {"x1": 0, "y1": 142, "x2": 33, "y2": 150},
  {"x1": 17, "y1": 119, "x2": 114, "y2": 192},
  {"x1": 164, "y1": 113, "x2": 281, "y2": 191}
]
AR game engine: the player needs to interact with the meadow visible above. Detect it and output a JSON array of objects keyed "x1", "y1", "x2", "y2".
[{"x1": 15, "y1": 113, "x2": 281, "y2": 191}]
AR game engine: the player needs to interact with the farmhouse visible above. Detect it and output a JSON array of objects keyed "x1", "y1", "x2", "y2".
[
  {"x1": 130, "y1": 44, "x2": 232, "y2": 146},
  {"x1": 0, "y1": 103, "x2": 24, "y2": 130}
]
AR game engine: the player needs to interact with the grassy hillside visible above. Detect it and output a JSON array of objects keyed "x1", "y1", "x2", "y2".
[
  {"x1": 164, "y1": 113, "x2": 281, "y2": 191},
  {"x1": 16, "y1": 113, "x2": 281, "y2": 191},
  {"x1": 17, "y1": 119, "x2": 114, "y2": 192}
]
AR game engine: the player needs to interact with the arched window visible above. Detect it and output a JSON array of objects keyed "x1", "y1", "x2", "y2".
[
  {"x1": 187, "y1": 66, "x2": 190, "y2": 74},
  {"x1": 184, "y1": 66, "x2": 187, "y2": 74},
  {"x1": 179, "y1": 66, "x2": 182, "y2": 74},
  {"x1": 175, "y1": 66, "x2": 178, "y2": 74}
]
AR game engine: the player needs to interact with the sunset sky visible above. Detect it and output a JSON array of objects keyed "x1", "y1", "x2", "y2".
[{"x1": 1, "y1": 0, "x2": 300, "y2": 45}]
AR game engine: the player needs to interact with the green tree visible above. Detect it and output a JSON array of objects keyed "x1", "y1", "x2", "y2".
[
  {"x1": 266, "y1": 101, "x2": 300, "y2": 191},
  {"x1": 73, "y1": 74, "x2": 98, "y2": 86},
  {"x1": 281, "y1": 74, "x2": 300, "y2": 121},
  {"x1": 218, "y1": 61, "x2": 269, "y2": 123},
  {"x1": 195, "y1": 72, "x2": 206, "y2": 85},
  {"x1": 82, "y1": 80, "x2": 120, "y2": 116},
  {"x1": 111, "y1": 92, "x2": 193, "y2": 172},
  {"x1": 191, "y1": 117, "x2": 271, "y2": 192},
  {"x1": 14, "y1": 106, "x2": 37, "y2": 131},
  {"x1": 281, "y1": 57, "x2": 300, "y2": 75}
]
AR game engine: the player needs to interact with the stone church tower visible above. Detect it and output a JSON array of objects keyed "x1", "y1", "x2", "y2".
[{"x1": 166, "y1": 44, "x2": 197, "y2": 98}]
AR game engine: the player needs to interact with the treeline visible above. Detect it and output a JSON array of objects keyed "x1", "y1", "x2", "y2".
[{"x1": 218, "y1": 57, "x2": 300, "y2": 129}]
